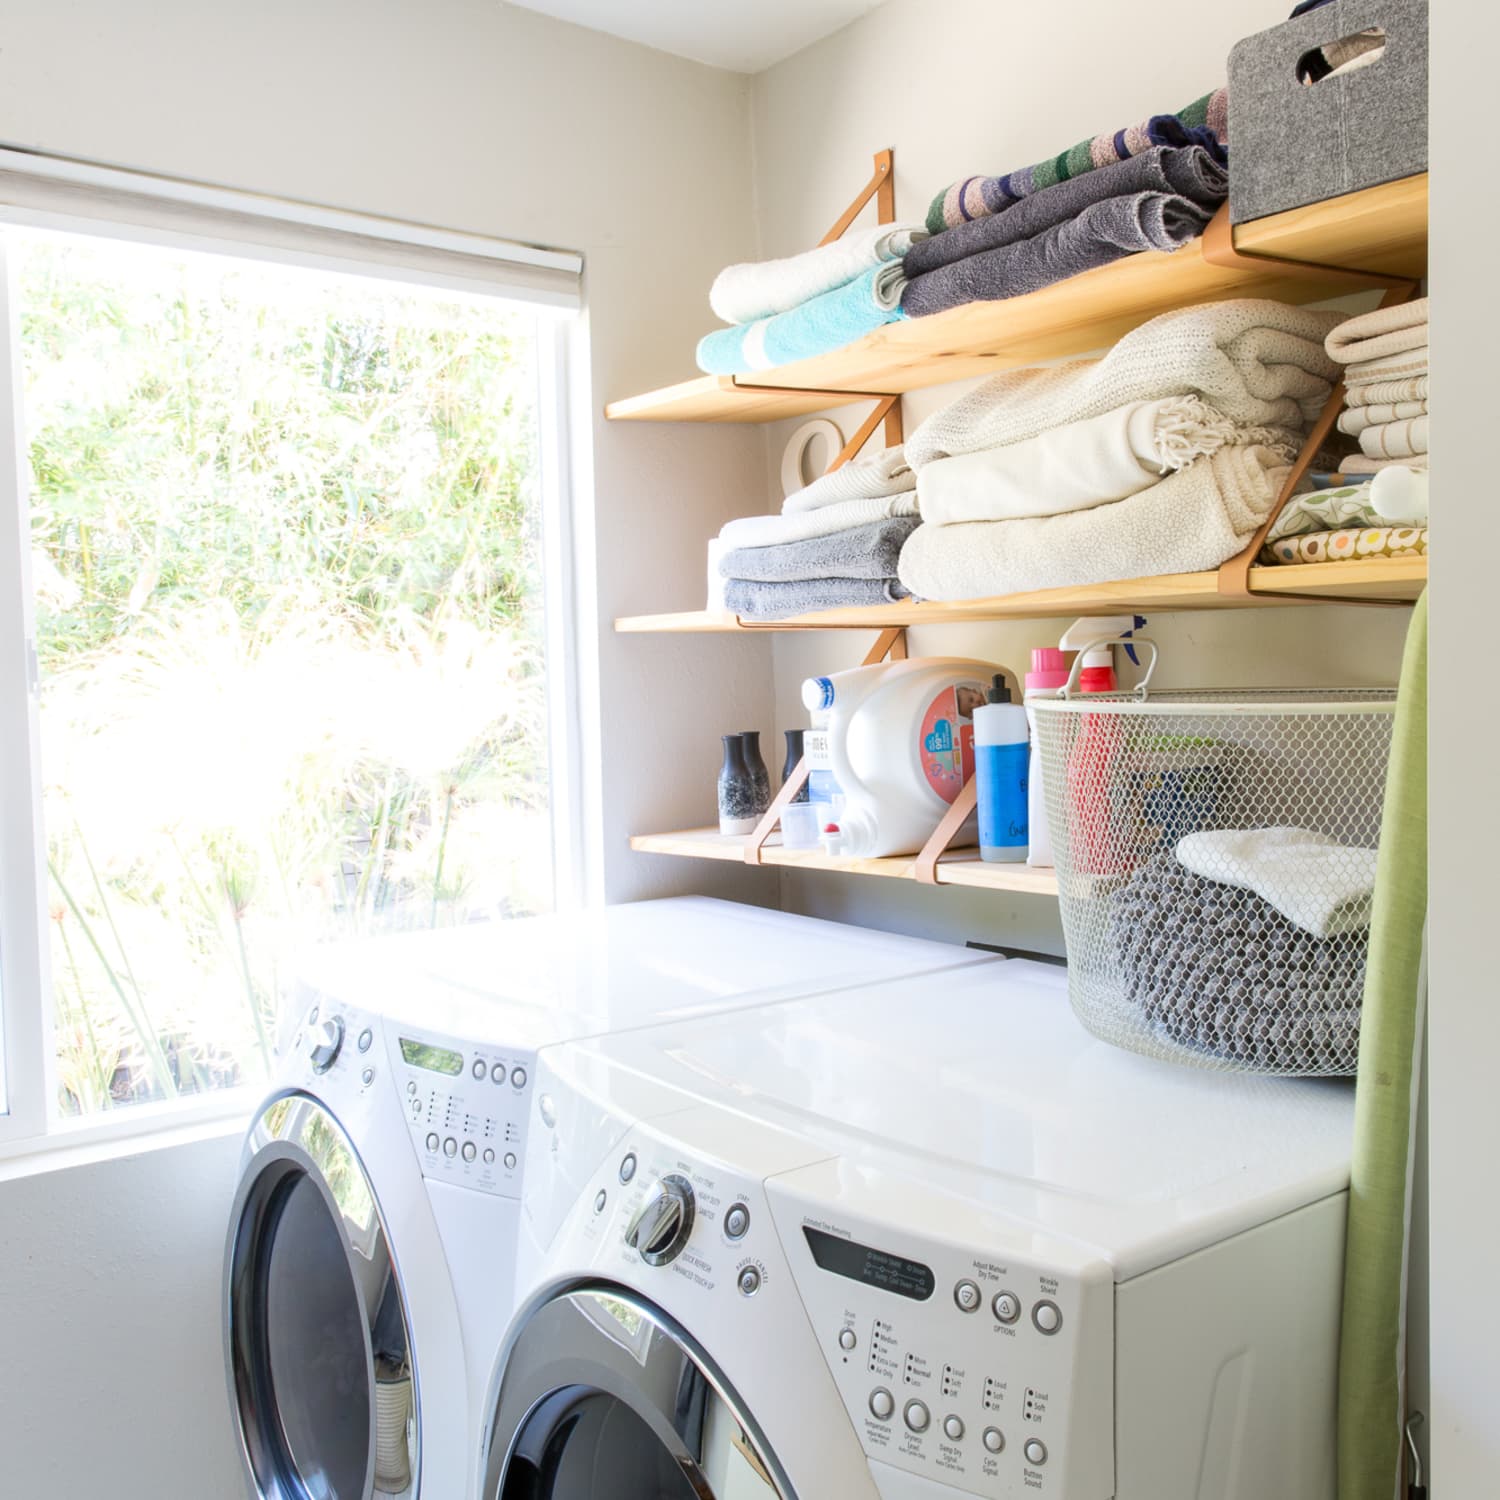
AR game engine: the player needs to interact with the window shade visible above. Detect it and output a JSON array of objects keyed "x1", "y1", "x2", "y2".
[{"x1": 0, "y1": 147, "x2": 582, "y2": 310}]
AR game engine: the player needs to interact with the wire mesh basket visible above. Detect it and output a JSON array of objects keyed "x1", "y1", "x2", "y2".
[{"x1": 1032, "y1": 644, "x2": 1396, "y2": 1076}]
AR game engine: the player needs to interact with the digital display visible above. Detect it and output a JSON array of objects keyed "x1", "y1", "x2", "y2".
[
  {"x1": 399, "y1": 1037, "x2": 465, "y2": 1076},
  {"x1": 804, "y1": 1226, "x2": 935, "y2": 1301}
]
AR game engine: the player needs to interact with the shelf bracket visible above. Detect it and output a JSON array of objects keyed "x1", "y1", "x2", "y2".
[{"x1": 820, "y1": 147, "x2": 895, "y2": 246}]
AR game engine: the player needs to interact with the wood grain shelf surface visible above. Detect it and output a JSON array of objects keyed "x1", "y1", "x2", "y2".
[
  {"x1": 605, "y1": 175, "x2": 1429, "y2": 424},
  {"x1": 630, "y1": 827, "x2": 1062, "y2": 895},
  {"x1": 615, "y1": 556, "x2": 1427, "y2": 633}
]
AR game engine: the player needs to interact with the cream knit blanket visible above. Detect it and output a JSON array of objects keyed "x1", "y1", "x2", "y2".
[
  {"x1": 905, "y1": 300, "x2": 1344, "y2": 468},
  {"x1": 781, "y1": 444, "x2": 913, "y2": 513},
  {"x1": 898, "y1": 445, "x2": 1289, "y2": 601}
]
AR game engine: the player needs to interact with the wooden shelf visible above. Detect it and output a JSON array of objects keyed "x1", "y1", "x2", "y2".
[
  {"x1": 605, "y1": 174, "x2": 1428, "y2": 424},
  {"x1": 616, "y1": 556, "x2": 1427, "y2": 633},
  {"x1": 630, "y1": 827, "x2": 1061, "y2": 896}
]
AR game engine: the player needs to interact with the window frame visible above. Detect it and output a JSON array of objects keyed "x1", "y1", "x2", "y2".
[{"x1": 0, "y1": 183, "x2": 587, "y2": 1157}]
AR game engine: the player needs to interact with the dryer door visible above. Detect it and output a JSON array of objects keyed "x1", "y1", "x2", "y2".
[
  {"x1": 226, "y1": 1094, "x2": 418, "y2": 1500},
  {"x1": 484, "y1": 1287, "x2": 791, "y2": 1500}
]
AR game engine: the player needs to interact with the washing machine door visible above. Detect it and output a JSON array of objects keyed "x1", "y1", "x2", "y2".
[
  {"x1": 226, "y1": 1093, "x2": 418, "y2": 1500},
  {"x1": 484, "y1": 1287, "x2": 791, "y2": 1500}
]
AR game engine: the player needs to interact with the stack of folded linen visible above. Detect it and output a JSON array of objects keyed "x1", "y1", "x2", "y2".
[
  {"x1": 1259, "y1": 478, "x2": 1428, "y2": 567},
  {"x1": 696, "y1": 222, "x2": 926, "y2": 375},
  {"x1": 1326, "y1": 297, "x2": 1430, "y2": 476},
  {"x1": 896, "y1": 299, "x2": 1344, "y2": 601},
  {"x1": 711, "y1": 446, "x2": 919, "y2": 619},
  {"x1": 902, "y1": 144, "x2": 1228, "y2": 317}
]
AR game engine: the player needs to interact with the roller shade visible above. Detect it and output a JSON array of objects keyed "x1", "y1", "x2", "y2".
[{"x1": 0, "y1": 147, "x2": 582, "y2": 310}]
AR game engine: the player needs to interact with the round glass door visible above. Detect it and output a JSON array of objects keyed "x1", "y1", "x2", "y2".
[
  {"x1": 226, "y1": 1095, "x2": 419, "y2": 1500},
  {"x1": 485, "y1": 1288, "x2": 789, "y2": 1500}
]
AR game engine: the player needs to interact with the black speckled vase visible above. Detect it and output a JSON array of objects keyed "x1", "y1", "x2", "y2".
[
  {"x1": 718, "y1": 735, "x2": 759, "y2": 835},
  {"x1": 739, "y1": 730, "x2": 771, "y2": 813}
]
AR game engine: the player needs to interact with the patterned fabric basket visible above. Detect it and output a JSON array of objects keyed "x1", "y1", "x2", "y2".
[{"x1": 1033, "y1": 649, "x2": 1396, "y2": 1075}]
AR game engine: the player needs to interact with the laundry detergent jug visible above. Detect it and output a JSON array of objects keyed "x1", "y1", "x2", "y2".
[{"x1": 801, "y1": 656, "x2": 1004, "y2": 858}]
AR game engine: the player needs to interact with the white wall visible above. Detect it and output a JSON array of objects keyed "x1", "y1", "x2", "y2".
[{"x1": 0, "y1": 2, "x2": 773, "y2": 1493}]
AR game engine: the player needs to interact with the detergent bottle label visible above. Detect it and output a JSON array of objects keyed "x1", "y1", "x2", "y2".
[
  {"x1": 805, "y1": 728, "x2": 843, "y2": 823},
  {"x1": 919, "y1": 684, "x2": 983, "y2": 804}
]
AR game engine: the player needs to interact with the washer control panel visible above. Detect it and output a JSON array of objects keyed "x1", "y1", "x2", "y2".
[{"x1": 390, "y1": 1025, "x2": 534, "y2": 1199}]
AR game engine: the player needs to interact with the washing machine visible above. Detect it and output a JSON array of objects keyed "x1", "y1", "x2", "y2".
[
  {"x1": 484, "y1": 955, "x2": 1356, "y2": 1500},
  {"x1": 221, "y1": 898, "x2": 992, "y2": 1500}
]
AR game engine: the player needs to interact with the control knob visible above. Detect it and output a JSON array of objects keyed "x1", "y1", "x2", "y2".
[
  {"x1": 624, "y1": 1174, "x2": 696, "y2": 1266},
  {"x1": 307, "y1": 1017, "x2": 345, "y2": 1074}
]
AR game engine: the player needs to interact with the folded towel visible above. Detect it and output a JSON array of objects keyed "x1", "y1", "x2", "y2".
[
  {"x1": 1337, "y1": 401, "x2": 1429, "y2": 436},
  {"x1": 1326, "y1": 297, "x2": 1431, "y2": 365},
  {"x1": 782, "y1": 444, "x2": 912, "y2": 514},
  {"x1": 906, "y1": 147, "x2": 1226, "y2": 276},
  {"x1": 1343, "y1": 376, "x2": 1429, "y2": 408},
  {"x1": 1360, "y1": 416, "x2": 1428, "y2": 460},
  {"x1": 926, "y1": 88, "x2": 1229, "y2": 234},
  {"x1": 1176, "y1": 827, "x2": 1379, "y2": 938},
  {"x1": 1344, "y1": 346, "x2": 1429, "y2": 385},
  {"x1": 710, "y1": 221, "x2": 928, "y2": 325},
  {"x1": 917, "y1": 396, "x2": 1294, "y2": 526},
  {"x1": 898, "y1": 445, "x2": 1289, "y2": 601},
  {"x1": 720, "y1": 517, "x2": 920, "y2": 583},
  {"x1": 724, "y1": 576, "x2": 910, "y2": 621},
  {"x1": 1370, "y1": 466, "x2": 1428, "y2": 524},
  {"x1": 905, "y1": 300, "x2": 1343, "y2": 468},
  {"x1": 1340, "y1": 454, "x2": 1428, "y2": 475},
  {"x1": 1263, "y1": 525, "x2": 1427, "y2": 566},
  {"x1": 719, "y1": 491, "x2": 919, "y2": 552},
  {"x1": 902, "y1": 191, "x2": 1214, "y2": 318},
  {"x1": 1268, "y1": 482, "x2": 1382, "y2": 542},
  {"x1": 696, "y1": 263, "x2": 906, "y2": 374}
]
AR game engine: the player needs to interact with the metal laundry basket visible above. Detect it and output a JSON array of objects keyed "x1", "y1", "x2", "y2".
[{"x1": 1032, "y1": 642, "x2": 1397, "y2": 1076}]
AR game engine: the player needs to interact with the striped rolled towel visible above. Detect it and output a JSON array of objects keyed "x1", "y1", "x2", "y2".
[{"x1": 926, "y1": 88, "x2": 1229, "y2": 234}]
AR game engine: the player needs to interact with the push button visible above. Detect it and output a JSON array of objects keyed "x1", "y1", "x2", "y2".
[
  {"x1": 425, "y1": 1132, "x2": 440, "y2": 1153},
  {"x1": 903, "y1": 1399, "x2": 931, "y2": 1434},
  {"x1": 461, "y1": 1141, "x2": 476, "y2": 1162},
  {"x1": 491, "y1": 1063, "x2": 506, "y2": 1084},
  {"x1": 594, "y1": 1190, "x2": 608, "y2": 1214},
  {"x1": 954, "y1": 1279, "x2": 982, "y2": 1313},
  {"x1": 503, "y1": 1151, "x2": 517, "y2": 1170},
  {"x1": 943, "y1": 1415, "x2": 964, "y2": 1441},
  {"x1": 838, "y1": 1328, "x2": 857, "y2": 1351},
  {"x1": 983, "y1": 1427, "x2": 1005, "y2": 1454},
  {"x1": 992, "y1": 1291, "x2": 1021, "y2": 1324},
  {"x1": 357, "y1": 1028, "x2": 373, "y2": 1052},
  {"x1": 737, "y1": 1266, "x2": 762, "y2": 1297},
  {"x1": 1024, "y1": 1438, "x2": 1048, "y2": 1466},
  {"x1": 483, "y1": 1148, "x2": 495, "y2": 1165},
  {"x1": 472, "y1": 1059, "x2": 486, "y2": 1081},
  {"x1": 619, "y1": 1153, "x2": 637, "y2": 1183},
  {"x1": 360, "y1": 1067, "x2": 375, "y2": 1087},
  {"x1": 724, "y1": 1203, "x2": 750, "y2": 1240},
  {"x1": 443, "y1": 1137, "x2": 458, "y2": 1157},
  {"x1": 869, "y1": 1388, "x2": 895, "y2": 1422},
  {"x1": 1032, "y1": 1299, "x2": 1062, "y2": 1335},
  {"x1": 511, "y1": 1066, "x2": 528, "y2": 1089}
]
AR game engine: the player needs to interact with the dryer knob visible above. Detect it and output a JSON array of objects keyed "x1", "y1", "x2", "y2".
[
  {"x1": 625, "y1": 1174, "x2": 696, "y2": 1266},
  {"x1": 307, "y1": 1017, "x2": 345, "y2": 1074}
]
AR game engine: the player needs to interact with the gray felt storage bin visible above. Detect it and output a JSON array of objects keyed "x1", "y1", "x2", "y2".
[{"x1": 1229, "y1": 0, "x2": 1427, "y2": 224}]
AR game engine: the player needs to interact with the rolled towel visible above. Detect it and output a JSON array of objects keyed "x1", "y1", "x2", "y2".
[
  {"x1": 1340, "y1": 454, "x2": 1428, "y2": 475},
  {"x1": 918, "y1": 396, "x2": 1295, "y2": 526},
  {"x1": 902, "y1": 191, "x2": 1215, "y2": 318},
  {"x1": 905, "y1": 299, "x2": 1343, "y2": 467},
  {"x1": 926, "y1": 88, "x2": 1229, "y2": 234},
  {"x1": 1370, "y1": 465, "x2": 1428, "y2": 524},
  {"x1": 710, "y1": 221, "x2": 928, "y2": 325},
  {"x1": 906, "y1": 147, "x2": 1226, "y2": 277},
  {"x1": 1325, "y1": 297, "x2": 1431, "y2": 365},
  {"x1": 898, "y1": 445, "x2": 1290, "y2": 601},
  {"x1": 1343, "y1": 375, "x2": 1429, "y2": 408},
  {"x1": 696, "y1": 262, "x2": 905, "y2": 375},
  {"x1": 718, "y1": 492, "x2": 918, "y2": 552},
  {"x1": 724, "y1": 576, "x2": 910, "y2": 621},
  {"x1": 1336, "y1": 400, "x2": 1428, "y2": 436},
  {"x1": 1176, "y1": 827, "x2": 1378, "y2": 938},
  {"x1": 782, "y1": 444, "x2": 912, "y2": 514},
  {"x1": 720, "y1": 516, "x2": 920, "y2": 583},
  {"x1": 1359, "y1": 416, "x2": 1428, "y2": 460}
]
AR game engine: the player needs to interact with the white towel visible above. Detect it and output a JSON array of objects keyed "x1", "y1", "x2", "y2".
[
  {"x1": 1325, "y1": 297, "x2": 1430, "y2": 365},
  {"x1": 782, "y1": 444, "x2": 913, "y2": 514},
  {"x1": 916, "y1": 397, "x2": 1295, "y2": 526},
  {"x1": 718, "y1": 491, "x2": 919, "y2": 552},
  {"x1": 1337, "y1": 400, "x2": 1428, "y2": 436},
  {"x1": 1360, "y1": 415, "x2": 1428, "y2": 460},
  {"x1": 709, "y1": 221, "x2": 928, "y2": 326},
  {"x1": 898, "y1": 445, "x2": 1288, "y2": 602},
  {"x1": 1344, "y1": 345, "x2": 1429, "y2": 385},
  {"x1": 1175, "y1": 827, "x2": 1378, "y2": 938},
  {"x1": 905, "y1": 299, "x2": 1344, "y2": 468}
]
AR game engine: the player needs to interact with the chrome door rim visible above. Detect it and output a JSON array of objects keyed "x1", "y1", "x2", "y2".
[
  {"x1": 224, "y1": 1092, "x2": 419, "y2": 1500},
  {"x1": 484, "y1": 1284, "x2": 793, "y2": 1500}
]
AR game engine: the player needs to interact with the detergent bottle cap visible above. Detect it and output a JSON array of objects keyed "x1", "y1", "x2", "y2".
[
  {"x1": 802, "y1": 675, "x2": 836, "y2": 712},
  {"x1": 986, "y1": 674, "x2": 1012, "y2": 705},
  {"x1": 1025, "y1": 648, "x2": 1071, "y2": 693}
]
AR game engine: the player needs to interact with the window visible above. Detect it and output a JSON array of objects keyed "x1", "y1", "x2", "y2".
[{"x1": 0, "y1": 162, "x2": 581, "y2": 1146}]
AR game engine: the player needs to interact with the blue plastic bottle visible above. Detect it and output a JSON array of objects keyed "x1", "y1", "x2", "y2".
[{"x1": 974, "y1": 676, "x2": 1029, "y2": 862}]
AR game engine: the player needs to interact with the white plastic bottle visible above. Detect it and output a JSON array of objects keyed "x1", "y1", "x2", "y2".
[
  {"x1": 973, "y1": 676, "x2": 1029, "y2": 862},
  {"x1": 800, "y1": 656, "x2": 1003, "y2": 858}
]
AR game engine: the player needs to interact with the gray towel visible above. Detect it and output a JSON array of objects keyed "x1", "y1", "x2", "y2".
[
  {"x1": 720, "y1": 516, "x2": 919, "y2": 583},
  {"x1": 905, "y1": 146, "x2": 1227, "y2": 277},
  {"x1": 724, "y1": 576, "x2": 910, "y2": 620},
  {"x1": 901, "y1": 192, "x2": 1215, "y2": 319}
]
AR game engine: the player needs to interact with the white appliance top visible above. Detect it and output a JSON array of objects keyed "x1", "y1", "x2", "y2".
[
  {"x1": 290, "y1": 898, "x2": 989, "y2": 1050},
  {"x1": 566, "y1": 957, "x2": 1356, "y2": 1276}
]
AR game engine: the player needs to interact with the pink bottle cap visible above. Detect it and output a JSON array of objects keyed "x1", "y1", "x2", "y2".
[{"x1": 1026, "y1": 647, "x2": 1071, "y2": 692}]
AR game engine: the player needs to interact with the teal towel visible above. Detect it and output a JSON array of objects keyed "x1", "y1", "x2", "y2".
[
  {"x1": 1338, "y1": 590, "x2": 1427, "y2": 1500},
  {"x1": 696, "y1": 263, "x2": 906, "y2": 375}
]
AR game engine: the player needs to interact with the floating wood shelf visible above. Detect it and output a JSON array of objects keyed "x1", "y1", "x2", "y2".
[
  {"x1": 605, "y1": 174, "x2": 1428, "y2": 424},
  {"x1": 630, "y1": 827, "x2": 1061, "y2": 896},
  {"x1": 616, "y1": 556, "x2": 1427, "y2": 633}
]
